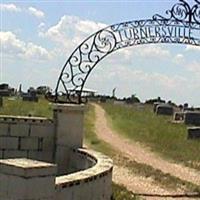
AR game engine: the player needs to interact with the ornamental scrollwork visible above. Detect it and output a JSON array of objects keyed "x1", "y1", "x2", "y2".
[
  {"x1": 45, "y1": 0, "x2": 200, "y2": 104},
  {"x1": 153, "y1": 0, "x2": 200, "y2": 24}
]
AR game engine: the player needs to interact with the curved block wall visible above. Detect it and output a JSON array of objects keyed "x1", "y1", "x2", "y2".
[
  {"x1": 0, "y1": 148, "x2": 113, "y2": 200},
  {"x1": 56, "y1": 148, "x2": 113, "y2": 200}
]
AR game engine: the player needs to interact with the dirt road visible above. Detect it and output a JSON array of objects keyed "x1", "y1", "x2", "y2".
[{"x1": 93, "y1": 104, "x2": 200, "y2": 199}]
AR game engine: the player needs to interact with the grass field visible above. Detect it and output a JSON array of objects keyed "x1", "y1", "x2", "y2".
[
  {"x1": 0, "y1": 97, "x2": 53, "y2": 118},
  {"x1": 101, "y1": 103, "x2": 200, "y2": 170}
]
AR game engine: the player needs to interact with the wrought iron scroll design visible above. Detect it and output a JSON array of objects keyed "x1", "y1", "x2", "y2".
[
  {"x1": 153, "y1": 0, "x2": 200, "y2": 24},
  {"x1": 51, "y1": 0, "x2": 200, "y2": 104}
]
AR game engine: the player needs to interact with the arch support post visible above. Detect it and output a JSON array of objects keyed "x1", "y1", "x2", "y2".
[{"x1": 53, "y1": 104, "x2": 85, "y2": 174}]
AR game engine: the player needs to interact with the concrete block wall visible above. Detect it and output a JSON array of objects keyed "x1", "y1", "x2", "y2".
[
  {"x1": 55, "y1": 148, "x2": 113, "y2": 200},
  {"x1": 0, "y1": 158, "x2": 57, "y2": 200},
  {"x1": 0, "y1": 116, "x2": 55, "y2": 163},
  {"x1": 0, "y1": 104, "x2": 85, "y2": 173}
]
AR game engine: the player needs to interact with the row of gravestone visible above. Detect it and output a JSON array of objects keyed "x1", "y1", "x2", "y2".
[{"x1": 153, "y1": 102, "x2": 200, "y2": 140}]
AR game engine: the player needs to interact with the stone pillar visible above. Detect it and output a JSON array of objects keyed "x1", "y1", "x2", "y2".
[
  {"x1": 53, "y1": 104, "x2": 85, "y2": 174},
  {"x1": 0, "y1": 158, "x2": 57, "y2": 200}
]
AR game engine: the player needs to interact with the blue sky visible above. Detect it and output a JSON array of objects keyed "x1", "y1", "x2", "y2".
[{"x1": 1, "y1": 0, "x2": 200, "y2": 106}]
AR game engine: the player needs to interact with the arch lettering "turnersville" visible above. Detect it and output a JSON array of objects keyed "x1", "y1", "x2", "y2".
[
  {"x1": 118, "y1": 25, "x2": 195, "y2": 41},
  {"x1": 52, "y1": 0, "x2": 200, "y2": 104}
]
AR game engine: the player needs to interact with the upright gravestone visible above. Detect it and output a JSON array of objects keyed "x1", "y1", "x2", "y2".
[
  {"x1": 156, "y1": 104, "x2": 174, "y2": 116},
  {"x1": 173, "y1": 112, "x2": 184, "y2": 121},
  {"x1": 0, "y1": 97, "x2": 2, "y2": 107},
  {"x1": 187, "y1": 127, "x2": 200, "y2": 139},
  {"x1": 153, "y1": 102, "x2": 162, "y2": 113},
  {"x1": 184, "y1": 111, "x2": 200, "y2": 126}
]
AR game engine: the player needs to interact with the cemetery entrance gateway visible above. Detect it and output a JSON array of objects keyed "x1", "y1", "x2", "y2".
[{"x1": 52, "y1": 0, "x2": 200, "y2": 104}]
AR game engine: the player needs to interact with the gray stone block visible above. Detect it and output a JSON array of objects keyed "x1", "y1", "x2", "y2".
[
  {"x1": 4, "y1": 150, "x2": 27, "y2": 159},
  {"x1": 20, "y1": 137, "x2": 39, "y2": 150},
  {"x1": 10, "y1": 123, "x2": 30, "y2": 137},
  {"x1": 0, "y1": 123, "x2": 9, "y2": 136},
  {"x1": 30, "y1": 124, "x2": 54, "y2": 137},
  {"x1": 0, "y1": 136, "x2": 19, "y2": 149}
]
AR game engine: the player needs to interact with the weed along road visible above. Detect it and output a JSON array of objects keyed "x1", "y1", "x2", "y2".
[
  {"x1": 93, "y1": 103, "x2": 200, "y2": 199},
  {"x1": 112, "y1": 165, "x2": 180, "y2": 200}
]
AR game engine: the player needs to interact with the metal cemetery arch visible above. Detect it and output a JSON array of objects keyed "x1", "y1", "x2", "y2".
[{"x1": 52, "y1": 0, "x2": 200, "y2": 104}]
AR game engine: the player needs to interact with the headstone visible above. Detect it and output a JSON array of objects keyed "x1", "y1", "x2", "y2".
[
  {"x1": 187, "y1": 127, "x2": 200, "y2": 139},
  {"x1": 153, "y1": 102, "x2": 161, "y2": 113},
  {"x1": 184, "y1": 111, "x2": 200, "y2": 126},
  {"x1": 173, "y1": 112, "x2": 184, "y2": 121},
  {"x1": 22, "y1": 88, "x2": 38, "y2": 102},
  {"x1": 0, "y1": 97, "x2": 3, "y2": 107},
  {"x1": 156, "y1": 104, "x2": 174, "y2": 115}
]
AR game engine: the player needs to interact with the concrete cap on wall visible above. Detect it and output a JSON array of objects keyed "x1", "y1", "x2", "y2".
[
  {"x1": 56, "y1": 148, "x2": 113, "y2": 188},
  {"x1": 0, "y1": 158, "x2": 57, "y2": 178},
  {"x1": 53, "y1": 103, "x2": 85, "y2": 113},
  {"x1": 0, "y1": 115, "x2": 53, "y2": 124}
]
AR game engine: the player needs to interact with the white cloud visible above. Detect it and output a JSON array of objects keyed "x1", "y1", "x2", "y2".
[
  {"x1": 87, "y1": 63, "x2": 188, "y2": 102},
  {"x1": 185, "y1": 45, "x2": 200, "y2": 52},
  {"x1": 174, "y1": 53, "x2": 184, "y2": 64},
  {"x1": 28, "y1": 7, "x2": 44, "y2": 18},
  {"x1": 38, "y1": 22, "x2": 45, "y2": 30},
  {"x1": 25, "y1": 42, "x2": 50, "y2": 60},
  {"x1": 0, "y1": 3, "x2": 21, "y2": 12},
  {"x1": 40, "y1": 15, "x2": 106, "y2": 52},
  {"x1": 105, "y1": 65, "x2": 186, "y2": 90},
  {"x1": 185, "y1": 61, "x2": 200, "y2": 74},
  {"x1": 135, "y1": 45, "x2": 170, "y2": 58},
  {"x1": 0, "y1": 4, "x2": 45, "y2": 19},
  {"x1": 0, "y1": 31, "x2": 50, "y2": 60},
  {"x1": 0, "y1": 31, "x2": 25, "y2": 55}
]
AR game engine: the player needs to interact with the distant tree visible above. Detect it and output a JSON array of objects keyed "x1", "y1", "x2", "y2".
[
  {"x1": 178, "y1": 104, "x2": 183, "y2": 110},
  {"x1": 37, "y1": 86, "x2": 51, "y2": 95},
  {"x1": 167, "y1": 100, "x2": 177, "y2": 107},
  {"x1": 145, "y1": 97, "x2": 165, "y2": 104},
  {"x1": 125, "y1": 94, "x2": 140, "y2": 104}
]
